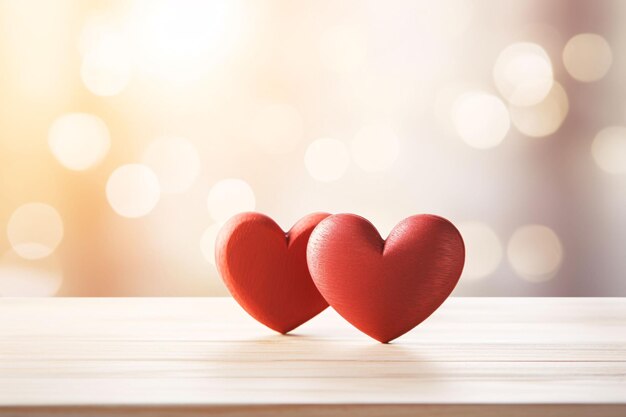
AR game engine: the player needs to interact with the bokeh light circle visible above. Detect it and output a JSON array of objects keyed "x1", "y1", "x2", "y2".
[
  {"x1": 563, "y1": 33, "x2": 612, "y2": 82},
  {"x1": 207, "y1": 179, "x2": 255, "y2": 223},
  {"x1": 509, "y1": 81, "x2": 569, "y2": 138},
  {"x1": 591, "y1": 126, "x2": 626, "y2": 174},
  {"x1": 106, "y1": 164, "x2": 161, "y2": 218},
  {"x1": 452, "y1": 92, "x2": 510, "y2": 149},
  {"x1": 142, "y1": 137, "x2": 201, "y2": 194},
  {"x1": 351, "y1": 124, "x2": 400, "y2": 172},
  {"x1": 508, "y1": 224, "x2": 563, "y2": 282},
  {"x1": 493, "y1": 42, "x2": 553, "y2": 106},
  {"x1": 129, "y1": 0, "x2": 242, "y2": 81},
  {"x1": 7, "y1": 203, "x2": 64, "y2": 260},
  {"x1": 0, "y1": 250, "x2": 63, "y2": 296},
  {"x1": 80, "y1": 31, "x2": 132, "y2": 96},
  {"x1": 200, "y1": 223, "x2": 223, "y2": 265},
  {"x1": 458, "y1": 221, "x2": 503, "y2": 280},
  {"x1": 48, "y1": 113, "x2": 111, "y2": 171},
  {"x1": 251, "y1": 103, "x2": 304, "y2": 154},
  {"x1": 305, "y1": 138, "x2": 350, "y2": 182}
]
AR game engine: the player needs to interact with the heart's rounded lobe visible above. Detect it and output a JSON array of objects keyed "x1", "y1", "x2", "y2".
[
  {"x1": 216, "y1": 212, "x2": 330, "y2": 334},
  {"x1": 307, "y1": 214, "x2": 465, "y2": 343}
]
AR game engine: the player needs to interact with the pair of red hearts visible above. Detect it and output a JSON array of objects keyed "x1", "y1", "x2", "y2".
[{"x1": 215, "y1": 212, "x2": 465, "y2": 343}]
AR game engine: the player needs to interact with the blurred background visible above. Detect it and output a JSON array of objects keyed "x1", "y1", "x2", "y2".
[{"x1": 0, "y1": 0, "x2": 624, "y2": 297}]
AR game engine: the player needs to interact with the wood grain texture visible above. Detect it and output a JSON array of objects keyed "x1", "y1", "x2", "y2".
[
  {"x1": 215, "y1": 212, "x2": 329, "y2": 334},
  {"x1": 307, "y1": 214, "x2": 465, "y2": 342},
  {"x1": 0, "y1": 298, "x2": 625, "y2": 417}
]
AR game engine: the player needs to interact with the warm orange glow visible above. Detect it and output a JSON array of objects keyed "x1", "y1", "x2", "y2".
[{"x1": 0, "y1": 1, "x2": 622, "y2": 296}]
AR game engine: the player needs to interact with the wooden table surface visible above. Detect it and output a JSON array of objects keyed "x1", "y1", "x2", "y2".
[{"x1": 0, "y1": 297, "x2": 624, "y2": 416}]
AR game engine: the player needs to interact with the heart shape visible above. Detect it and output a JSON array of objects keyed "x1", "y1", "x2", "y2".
[
  {"x1": 216, "y1": 212, "x2": 330, "y2": 334},
  {"x1": 307, "y1": 214, "x2": 465, "y2": 343}
]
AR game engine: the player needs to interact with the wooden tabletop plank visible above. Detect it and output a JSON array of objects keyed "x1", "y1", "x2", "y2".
[{"x1": 0, "y1": 298, "x2": 625, "y2": 416}]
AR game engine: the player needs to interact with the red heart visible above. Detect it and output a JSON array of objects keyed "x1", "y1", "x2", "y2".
[
  {"x1": 307, "y1": 214, "x2": 465, "y2": 343},
  {"x1": 216, "y1": 212, "x2": 330, "y2": 334}
]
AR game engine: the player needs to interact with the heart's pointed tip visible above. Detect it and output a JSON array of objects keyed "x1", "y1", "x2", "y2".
[
  {"x1": 375, "y1": 337, "x2": 395, "y2": 344},
  {"x1": 268, "y1": 326, "x2": 293, "y2": 335},
  {"x1": 365, "y1": 332, "x2": 399, "y2": 344},
  {"x1": 266, "y1": 321, "x2": 300, "y2": 335}
]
